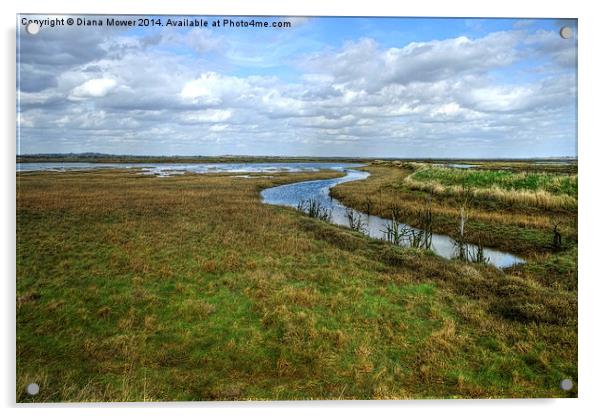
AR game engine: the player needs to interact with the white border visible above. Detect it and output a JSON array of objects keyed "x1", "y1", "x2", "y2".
[{"x1": 3, "y1": 1, "x2": 601, "y2": 415}]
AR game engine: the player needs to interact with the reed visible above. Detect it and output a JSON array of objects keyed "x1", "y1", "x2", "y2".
[
  {"x1": 345, "y1": 208, "x2": 366, "y2": 232},
  {"x1": 297, "y1": 198, "x2": 332, "y2": 221}
]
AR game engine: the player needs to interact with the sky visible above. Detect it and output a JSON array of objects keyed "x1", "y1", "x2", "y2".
[{"x1": 17, "y1": 15, "x2": 578, "y2": 158}]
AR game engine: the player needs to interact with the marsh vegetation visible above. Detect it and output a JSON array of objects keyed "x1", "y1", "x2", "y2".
[
  {"x1": 16, "y1": 162, "x2": 577, "y2": 401},
  {"x1": 405, "y1": 167, "x2": 577, "y2": 211},
  {"x1": 297, "y1": 199, "x2": 332, "y2": 221}
]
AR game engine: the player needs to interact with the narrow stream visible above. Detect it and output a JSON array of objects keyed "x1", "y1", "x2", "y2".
[{"x1": 261, "y1": 169, "x2": 525, "y2": 268}]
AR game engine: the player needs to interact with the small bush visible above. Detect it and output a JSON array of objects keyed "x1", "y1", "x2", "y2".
[{"x1": 345, "y1": 208, "x2": 366, "y2": 232}]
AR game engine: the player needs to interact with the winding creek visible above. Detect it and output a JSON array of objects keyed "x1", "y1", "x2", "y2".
[
  {"x1": 18, "y1": 161, "x2": 525, "y2": 268},
  {"x1": 261, "y1": 167, "x2": 525, "y2": 269}
]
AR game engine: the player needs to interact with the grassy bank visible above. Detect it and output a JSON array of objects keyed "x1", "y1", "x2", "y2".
[
  {"x1": 407, "y1": 166, "x2": 577, "y2": 211},
  {"x1": 17, "y1": 168, "x2": 576, "y2": 401},
  {"x1": 330, "y1": 164, "x2": 577, "y2": 257}
]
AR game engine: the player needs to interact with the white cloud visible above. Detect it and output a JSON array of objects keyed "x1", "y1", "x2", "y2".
[
  {"x1": 209, "y1": 124, "x2": 228, "y2": 132},
  {"x1": 303, "y1": 31, "x2": 521, "y2": 92},
  {"x1": 467, "y1": 86, "x2": 534, "y2": 112},
  {"x1": 180, "y1": 72, "x2": 250, "y2": 105},
  {"x1": 181, "y1": 109, "x2": 233, "y2": 123},
  {"x1": 69, "y1": 78, "x2": 117, "y2": 99},
  {"x1": 186, "y1": 29, "x2": 223, "y2": 54},
  {"x1": 431, "y1": 102, "x2": 461, "y2": 116},
  {"x1": 17, "y1": 113, "x2": 33, "y2": 128}
]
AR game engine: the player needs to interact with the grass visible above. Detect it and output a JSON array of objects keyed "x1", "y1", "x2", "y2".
[
  {"x1": 331, "y1": 165, "x2": 577, "y2": 256},
  {"x1": 404, "y1": 166, "x2": 577, "y2": 211},
  {"x1": 16, "y1": 167, "x2": 577, "y2": 401},
  {"x1": 411, "y1": 167, "x2": 577, "y2": 197}
]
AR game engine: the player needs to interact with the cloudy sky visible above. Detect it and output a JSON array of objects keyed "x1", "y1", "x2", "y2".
[{"x1": 17, "y1": 16, "x2": 577, "y2": 158}]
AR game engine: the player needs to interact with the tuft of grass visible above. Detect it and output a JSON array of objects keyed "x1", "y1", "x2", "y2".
[{"x1": 345, "y1": 208, "x2": 366, "y2": 232}]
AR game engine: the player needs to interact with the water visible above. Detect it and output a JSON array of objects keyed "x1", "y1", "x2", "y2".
[
  {"x1": 17, "y1": 162, "x2": 146, "y2": 172},
  {"x1": 434, "y1": 163, "x2": 477, "y2": 169},
  {"x1": 446, "y1": 163, "x2": 477, "y2": 169},
  {"x1": 261, "y1": 169, "x2": 525, "y2": 268},
  {"x1": 16, "y1": 162, "x2": 362, "y2": 176}
]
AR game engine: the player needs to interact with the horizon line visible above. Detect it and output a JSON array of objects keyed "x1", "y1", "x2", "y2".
[{"x1": 16, "y1": 153, "x2": 578, "y2": 160}]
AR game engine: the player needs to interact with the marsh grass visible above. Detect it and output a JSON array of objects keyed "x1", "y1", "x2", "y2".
[
  {"x1": 330, "y1": 166, "x2": 577, "y2": 256},
  {"x1": 452, "y1": 234, "x2": 490, "y2": 265},
  {"x1": 413, "y1": 167, "x2": 577, "y2": 195},
  {"x1": 16, "y1": 168, "x2": 576, "y2": 401},
  {"x1": 382, "y1": 209, "x2": 432, "y2": 250},
  {"x1": 382, "y1": 217, "x2": 408, "y2": 246},
  {"x1": 406, "y1": 167, "x2": 577, "y2": 210}
]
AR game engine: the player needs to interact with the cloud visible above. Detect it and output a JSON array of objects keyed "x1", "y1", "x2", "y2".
[
  {"x1": 17, "y1": 15, "x2": 126, "y2": 93},
  {"x1": 303, "y1": 31, "x2": 521, "y2": 92},
  {"x1": 209, "y1": 124, "x2": 228, "y2": 132},
  {"x1": 180, "y1": 72, "x2": 250, "y2": 105},
  {"x1": 181, "y1": 109, "x2": 233, "y2": 123},
  {"x1": 69, "y1": 78, "x2": 117, "y2": 99},
  {"x1": 16, "y1": 18, "x2": 577, "y2": 158},
  {"x1": 524, "y1": 29, "x2": 577, "y2": 67},
  {"x1": 18, "y1": 64, "x2": 58, "y2": 92},
  {"x1": 186, "y1": 28, "x2": 224, "y2": 54}
]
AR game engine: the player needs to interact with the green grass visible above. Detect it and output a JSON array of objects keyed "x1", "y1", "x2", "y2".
[
  {"x1": 411, "y1": 167, "x2": 577, "y2": 198},
  {"x1": 330, "y1": 166, "x2": 577, "y2": 257},
  {"x1": 16, "y1": 169, "x2": 577, "y2": 401}
]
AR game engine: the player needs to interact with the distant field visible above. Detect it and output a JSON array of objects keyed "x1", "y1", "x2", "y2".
[{"x1": 17, "y1": 167, "x2": 577, "y2": 401}]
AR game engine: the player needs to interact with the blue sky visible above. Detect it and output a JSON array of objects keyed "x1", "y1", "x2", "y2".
[{"x1": 17, "y1": 15, "x2": 577, "y2": 157}]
